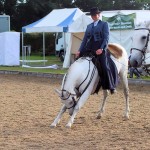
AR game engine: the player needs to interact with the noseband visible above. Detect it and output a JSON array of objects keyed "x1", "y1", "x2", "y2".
[
  {"x1": 61, "y1": 89, "x2": 77, "y2": 109},
  {"x1": 130, "y1": 28, "x2": 150, "y2": 62}
]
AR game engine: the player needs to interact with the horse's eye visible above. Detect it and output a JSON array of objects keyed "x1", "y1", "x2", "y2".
[{"x1": 142, "y1": 36, "x2": 147, "y2": 40}]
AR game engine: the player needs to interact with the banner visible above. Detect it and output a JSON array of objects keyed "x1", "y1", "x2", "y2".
[{"x1": 102, "y1": 13, "x2": 136, "y2": 30}]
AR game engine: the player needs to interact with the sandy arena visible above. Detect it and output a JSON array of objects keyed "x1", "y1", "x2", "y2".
[{"x1": 0, "y1": 74, "x2": 150, "y2": 150}]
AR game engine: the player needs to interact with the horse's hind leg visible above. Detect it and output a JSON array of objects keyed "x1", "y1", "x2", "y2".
[
  {"x1": 50, "y1": 104, "x2": 67, "y2": 128},
  {"x1": 120, "y1": 73, "x2": 130, "y2": 119},
  {"x1": 96, "y1": 90, "x2": 109, "y2": 119}
]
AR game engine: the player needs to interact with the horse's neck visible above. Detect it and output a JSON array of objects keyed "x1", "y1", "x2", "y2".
[
  {"x1": 145, "y1": 32, "x2": 150, "y2": 53},
  {"x1": 61, "y1": 75, "x2": 76, "y2": 94},
  {"x1": 62, "y1": 58, "x2": 95, "y2": 93}
]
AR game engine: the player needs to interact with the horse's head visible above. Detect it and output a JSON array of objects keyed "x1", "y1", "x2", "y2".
[
  {"x1": 55, "y1": 89, "x2": 78, "y2": 116},
  {"x1": 129, "y1": 21, "x2": 150, "y2": 67}
]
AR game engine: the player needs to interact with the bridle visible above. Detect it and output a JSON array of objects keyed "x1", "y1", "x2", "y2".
[
  {"x1": 130, "y1": 28, "x2": 150, "y2": 64},
  {"x1": 60, "y1": 57, "x2": 96, "y2": 109},
  {"x1": 60, "y1": 75, "x2": 77, "y2": 109}
]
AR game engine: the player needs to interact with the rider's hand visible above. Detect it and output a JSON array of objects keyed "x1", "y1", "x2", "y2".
[
  {"x1": 96, "y1": 49, "x2": 103, "y2": 55},
  {"x1": 76, "y1": 51, "x2": 80, "y2": 58}
]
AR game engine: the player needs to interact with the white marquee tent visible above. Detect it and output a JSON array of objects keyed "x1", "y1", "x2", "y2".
[
  {"x1": 22, "y1": 8, "x2": 93, "y2": 68},
  {"x1": 22, "y1": 8, "x2": 92, "y2": 33},
  {"x1": 22, "y1": 8, "x2": 150, "y2": 68}
]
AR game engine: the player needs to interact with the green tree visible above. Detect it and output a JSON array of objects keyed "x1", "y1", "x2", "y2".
[
  {"x1": 15, "y1": 0, "x2": 75, "y2": 31},
  {"x1": 14, "y1": 0, "x2": 58, "y2": 31},
  {"x1": 0, "y1": 0, "x2": 4, "y2": 14},
  {"x1": 73, "y1": 0, "x2": 101, "y2": 11},
  {"x1": 135, "y1": 0, "x2": 150, "y2": 9},
  {"x1": 1, "y1": 0, "x2": 18, "y2": 30},
  {"x1": 3, "y1": 0, "x2": 17, "y2": 14},
  {"x1": 111, "y1": 0, "x2": 142, "y2": 10},
  {"x1": 73, "y1": 0, "x2": 148, "y2": 11},
  {"x1": 52, "y1": 0, "x2": 74, "y2": 8},
  {"x1": 1, "y1": 0, "x2": 149, "y2": 31}
]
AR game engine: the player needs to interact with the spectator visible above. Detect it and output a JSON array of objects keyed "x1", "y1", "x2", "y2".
[{"x1": 129, "y1": 67, "x2": 141, "y2": 78}]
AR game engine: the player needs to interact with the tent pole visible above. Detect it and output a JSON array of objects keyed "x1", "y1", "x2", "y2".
[
  {"x1": 62, "y1": 32, "x2": 66, "y2": 68},
  {"x1": 22, "y1": 32, "x2": 24, "y2": 66},
  {"x1": 63, "y1": 32, "x2": 66, "y2": 57},
  {"x1": 43, "y1": 32, "x2": 45, "y2": 66},
  {"x1": 118, "y1": 12, "x2": 121, "y2": 44}
]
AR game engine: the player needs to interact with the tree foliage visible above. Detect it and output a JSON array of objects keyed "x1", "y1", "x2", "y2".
[
  {"x1": 135, "y1": 0, "x2": 150, "y2": 9},
  {"x1": 73, "y1": 0, "x2": 144, "y2": 11},
  {"x1": 109, "y1": 0, "x2": 142, "y2": 10},
  {"x1": 73, "y1": 0, "x2": 101, "y2": 12},
  {"x1": 54, "y1": 0, "x2": 74, "y2": 8},
  {"x1": 0, "y1": 0, "x2": 149, "y2": 31}
]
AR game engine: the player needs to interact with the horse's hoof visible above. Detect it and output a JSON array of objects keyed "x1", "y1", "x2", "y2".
[
  {"x1": 66, "y1": 124, "x2": 72, "y2": 128},
  {"x1": 96, "y1": 115, "x2": 101, "y2": 119},
  {"x1": 123, "y1": 115, "x2": 129, "y2": 120},
  {"x1": 110, "y1": 89, "x2": 117, "y2": 94},
  {"x1": 50, "y1": 124, "x2": 56, "y2": 128}
]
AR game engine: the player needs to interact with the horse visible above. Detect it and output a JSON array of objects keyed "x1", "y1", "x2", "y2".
[
  {"x1": 129, "y1": 21, "x2": 150, "y2": 74},
  {"x1": 50, "y1": 43, "x2": 129, "y2": 128}
]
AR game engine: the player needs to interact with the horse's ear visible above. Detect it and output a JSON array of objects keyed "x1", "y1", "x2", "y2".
[{"x1": 55, "y1": 89, "x2": 61, "y2": 97}]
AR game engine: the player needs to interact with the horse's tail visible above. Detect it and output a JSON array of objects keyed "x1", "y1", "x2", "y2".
[{"x1": 108, "y1": 43, "x2": 123, "y2": 59}]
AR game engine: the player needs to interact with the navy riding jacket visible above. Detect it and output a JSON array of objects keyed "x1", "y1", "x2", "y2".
[{"x1": 79, "y1": 20, "x2": 109, "y2": 52}]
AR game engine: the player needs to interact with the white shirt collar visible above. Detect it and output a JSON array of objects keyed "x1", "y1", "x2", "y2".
[{"x1": 93, "y1": 20, "x2": 99, "y2": 26}]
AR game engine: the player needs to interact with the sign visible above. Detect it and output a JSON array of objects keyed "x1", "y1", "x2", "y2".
[
  {"x1": 102, "y1": 13, "x2": 136, "y2": 30},
  {"x1": 0, "y1": 15, "x2": 10, "y2": 33}
]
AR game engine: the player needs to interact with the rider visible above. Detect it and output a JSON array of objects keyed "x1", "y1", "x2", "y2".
[{"x1": 76, "y1": 7, "x2": 118, "y2": 94}]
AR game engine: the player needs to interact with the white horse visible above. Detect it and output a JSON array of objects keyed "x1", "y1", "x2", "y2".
[
  {"x1": 129, "y1": 21, "x2": 150, "y2": 72},
  {"x1": 50, "y1": 43, "x2": 129, "y2": 128}
]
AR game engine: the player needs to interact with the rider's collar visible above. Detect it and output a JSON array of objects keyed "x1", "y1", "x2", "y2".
[{"x1": 93, "y1": 20, "x2": 99, "y2": 27}]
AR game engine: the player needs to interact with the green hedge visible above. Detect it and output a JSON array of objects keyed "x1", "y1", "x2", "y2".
[{"x1": 22, "y1": 33, "x2": 55, "y2": 55}]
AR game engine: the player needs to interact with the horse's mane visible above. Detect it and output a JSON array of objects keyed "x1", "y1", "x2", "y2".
[{"x1": 108, "y1": 43, "x2": 123, "y2": 59}]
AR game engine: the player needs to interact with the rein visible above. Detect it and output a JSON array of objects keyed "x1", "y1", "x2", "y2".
[
  {"x1": 78, "y1": 58, "x2": 96, "y2": 95},
  {"x1": 76, "y1": 57, "x2": 92, "y2": 91}
]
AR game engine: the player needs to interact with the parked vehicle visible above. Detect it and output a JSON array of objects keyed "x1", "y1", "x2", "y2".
[{"x1": 55, "y1": 32, "x2": 65, "y2": 62}]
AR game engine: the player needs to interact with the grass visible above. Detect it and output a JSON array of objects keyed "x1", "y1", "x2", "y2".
[
  {"x1": 0, "y1": 55, "x2": 149, "y2": 80},
  {"x1": 128, "y1": 75, "x2": 150, "y2": 80},
  {"x1": 0, "y1": 55, "x2": 67, "y2": 74},
  {"x1": 142, "y1": 76, "x2": 150, "y2": 80}
]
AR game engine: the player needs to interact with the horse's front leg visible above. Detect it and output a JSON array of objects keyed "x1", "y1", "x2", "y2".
[
  {"x1": 50, "y1": 104, "x2": 67, "y2": 128},
  {"x1": 96, "y1": 90, "x2": 109, "y2": 119},
  {"x1": 66, "y1": 91, "x2": 91, "y2": 128}
]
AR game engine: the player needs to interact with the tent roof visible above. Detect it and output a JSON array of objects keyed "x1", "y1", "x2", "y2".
[{"x1": 22, "y1": 8, "x2": 92, "y2": 33}]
